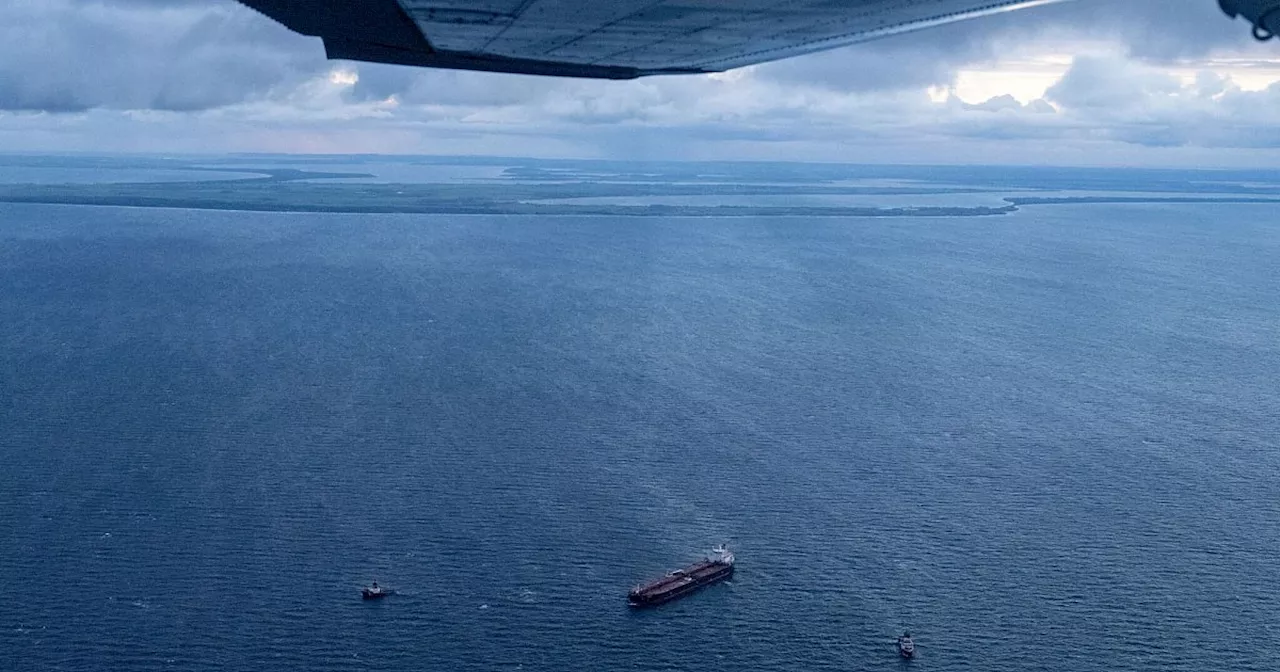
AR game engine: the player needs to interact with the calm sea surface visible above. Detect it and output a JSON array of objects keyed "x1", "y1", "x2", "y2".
[{"x1": 2, "y1": 201, "x2": 1278, "y2": 671}]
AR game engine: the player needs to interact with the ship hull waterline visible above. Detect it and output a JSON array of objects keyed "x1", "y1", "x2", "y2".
[{"x1": 627, "y1": 563, "x2": 734, "y2": 608}]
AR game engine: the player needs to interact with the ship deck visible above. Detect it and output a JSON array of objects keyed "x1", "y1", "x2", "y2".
[{"x1": 632, "y1": 560, "x2": 731, "y2": 599}]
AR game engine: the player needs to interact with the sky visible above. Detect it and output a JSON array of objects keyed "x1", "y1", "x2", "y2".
[{"x1": 3, "y1": 0, "x2": 1280, "y2": 166}]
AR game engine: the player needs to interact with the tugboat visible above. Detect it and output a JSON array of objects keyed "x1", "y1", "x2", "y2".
[
  {"x1": 897, "y1": 632, "x2": 916, "y2": 659},
  {"x1": 362, "y1": 581, "x2": 391, "y2": 600},
  {"x1": 628, "y1": 545, "x2": 734, "y2": 607}
]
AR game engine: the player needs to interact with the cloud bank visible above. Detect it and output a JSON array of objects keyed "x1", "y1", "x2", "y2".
[{"x1": 3, "y1": 0, "x2": 1280, "y2": 165}]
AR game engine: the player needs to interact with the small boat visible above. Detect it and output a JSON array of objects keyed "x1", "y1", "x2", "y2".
[
  {"x1": 362, "y1": 582, "x2": 391, "y2": 600},
  {"x1": 897, "y1": 633, "x2": 916, "y2": 659}
]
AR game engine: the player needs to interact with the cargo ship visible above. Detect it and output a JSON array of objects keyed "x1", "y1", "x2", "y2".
[{"x1": 628, "y1": 545, "x2": 734, "y2": 607}]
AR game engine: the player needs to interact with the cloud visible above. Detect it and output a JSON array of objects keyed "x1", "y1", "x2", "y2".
[
  {"x1": 1045, "y1": 56, "x2": 1182, "y2": 109},
  {"x1": 0, "y1": 0, "x2": 319, "y2": 112},
  {"x1": 957, "y1": 55, "x2": 1280, "y2": 150},
  {"x1": 6, "y1": 0, "x2": 1268, "y2": 113},
  {"x1": 1039, "y1": 0, "x2": 1248, "y2": 61},
  {"x1": 3, "y1": 0, "x2": 1280, "y2": 165},
  {"x1": 751, "y1": 0, "x2": 1267, "y2": 94},
  {"x1": 963, "y1": 94, "x2": 1028, "y2": 112}
]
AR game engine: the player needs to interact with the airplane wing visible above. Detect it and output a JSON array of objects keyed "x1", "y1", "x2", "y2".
[{"x1": 238, "y1": 0, "x2": 1069, "y2": 80}]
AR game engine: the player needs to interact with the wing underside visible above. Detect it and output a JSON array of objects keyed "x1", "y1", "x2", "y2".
[{"x1": 239, "y1": 0, "x2": 1065, "y2": 79}]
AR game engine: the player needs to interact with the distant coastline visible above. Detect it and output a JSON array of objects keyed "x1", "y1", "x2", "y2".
[{"x1": 1, "y1": 157, "x2": 1279, "y2": 217}]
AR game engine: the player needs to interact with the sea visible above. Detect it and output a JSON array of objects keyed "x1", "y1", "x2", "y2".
[{"x1": 2, "y1": 159, "x2": 1279, "y2": 672}]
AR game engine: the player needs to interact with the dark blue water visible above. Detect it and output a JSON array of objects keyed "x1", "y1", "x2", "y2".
[{"x1": 2, "y1": 202, "x2": 1278, "y2": 671}]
